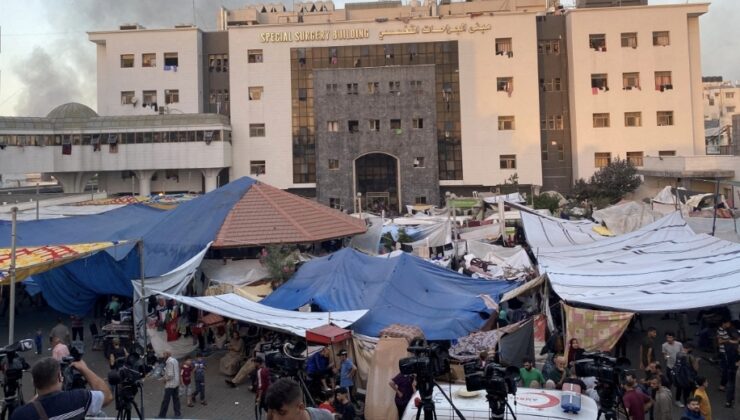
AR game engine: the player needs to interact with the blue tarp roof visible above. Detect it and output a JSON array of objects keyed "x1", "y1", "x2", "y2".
[
  {"x1": 0, "y1": 177, "x2": 256, "y2": 315},
  {"x1": 262, "y1": 248, "x2": 518, "y2": 340}
]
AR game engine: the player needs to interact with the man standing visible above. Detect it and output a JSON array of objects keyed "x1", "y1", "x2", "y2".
[
  {"x1": 264, "y1": 378, "x2": 334, "y2": 420},
  {"x1": 70, "y1": 315, "x2": 84, "y2": 342},
  {"x1": 158, "y1": 351, "x2": 181, "y2": 418},
  {"x1": 622, "y1": 375, "x2": 652, "y2": 420},
  {"x1": 640, "y1": 327, "x2": 658, "y2": 370},
  {"x1": 681, "y1": 396, "x2": 706, "y2": 420},
  {"x1": 50, "y1": 317, "x2": 70, "y2": 345},
  {"x1": 389, "y1": 372, "x2": 415, "y2": 419},
  {"x1": 716, "y1": 319, "x2": 738, "y2": 393},
  {"x1": 336, "y1": 350, "x2": 357, "y2": 402},
  {"x1": 50, "y1": 336, "x2": 70, "y2": 362},
  {"x1": 10, "y1": 358, "x2": 113, "y2": 420},
  {"x1": 306, "y1": 347, "x2": 332, "y2": 396},
  {"x1": 254, "y1": 356, "x2": 271, "y2": 415},
  {"x1": 519, "y1": 357, "x2": 545, "y2": 388},
  {"x1": 649, "y1": 375, "x2": 673, "y2": 420}
]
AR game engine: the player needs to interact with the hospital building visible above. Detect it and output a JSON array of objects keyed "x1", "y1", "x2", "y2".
[{"x1": 1, "y1": 0, "x2": 731, "y2": 212}]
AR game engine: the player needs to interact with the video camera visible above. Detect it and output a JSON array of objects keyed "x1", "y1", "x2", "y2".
[
  {"x1": 573, "y1": 352, "x2": 629, "y2": 385},
  {"x1": 464, "y1": 363, "x2": 519, "y2": 398},
  {"x1": 60, "y1": 347, "x2": 87, "y2": 391},
  {"x1": 265, "y1": 341, "x2": 307, "y2": 376},
  {"x1": 0, "y1": 339, "x2": 33, "y2": 385},
  {"x1": 398, "y1": 339, "x2": 450, "y2": 380}
]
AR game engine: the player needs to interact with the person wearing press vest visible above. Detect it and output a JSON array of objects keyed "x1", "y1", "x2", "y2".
[{"x1": 10, "y1": 357, "x2": 113, "y2": 420}]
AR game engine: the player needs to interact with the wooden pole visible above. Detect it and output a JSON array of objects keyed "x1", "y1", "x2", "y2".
[
  {"x1": 138, "y1": 240, "x2": 148, "y2": 352},
  {"x1": 9, "y1": 207, "x2": 18, "y2": 344}
]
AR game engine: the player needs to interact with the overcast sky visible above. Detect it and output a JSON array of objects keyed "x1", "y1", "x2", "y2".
[{"x1": 0, "y1": 0, "x2": 736, "y2": 117}]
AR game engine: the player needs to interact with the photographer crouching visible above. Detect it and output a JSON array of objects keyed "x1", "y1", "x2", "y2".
[{"x1": 10, "y1": 357, "x2": 113, "y2": 420}]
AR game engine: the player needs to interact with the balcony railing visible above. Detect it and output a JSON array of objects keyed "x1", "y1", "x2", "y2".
[{"x1": 706, "y1": 144, "x2": 737, "y2": 156}]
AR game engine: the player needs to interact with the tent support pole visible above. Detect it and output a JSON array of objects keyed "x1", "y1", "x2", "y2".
[
  {"x1": 8, "y1": 207, "x2": 18, "y2": 344},
  {"x1": 711, "y1": 178, "x2": 720, "y2": 237},
  {"x1": 138, "y1": 240, "x2": 148, "y2": 353}
]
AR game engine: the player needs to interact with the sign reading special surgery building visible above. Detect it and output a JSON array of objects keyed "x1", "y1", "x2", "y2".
[{"x1": 260, "y1": 28, "x2": 370, "y2": 43}]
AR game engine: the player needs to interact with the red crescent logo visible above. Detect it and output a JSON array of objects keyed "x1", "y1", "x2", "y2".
[{"x1": 517, "y1": 392, "x2": 560, "y2": 409}]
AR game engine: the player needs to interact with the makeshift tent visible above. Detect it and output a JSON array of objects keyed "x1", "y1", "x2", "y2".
[
  {"x1": 539, "y1": 212, "x2": 740, "y2": 312},
  {"x1": 200, "y1": 258, "x2": 269, "y2": 286},
  {"x1": 262, "y1": 248, "x2": 517, "y2": 339},
  {"x1": 0, "y1": 204, "x2": 129, "y2": 221},
  {"x1": 349, "y1": 216, "x2": 384, "y2": 255},
  {"x1": 0, "y1": 178, "x2": 255, "y2": 314},
  {"x1": 508, "y1": 202, "x2": 606, "y2": 250},
  {"x1": 482, "y1": 192, "x2": 526, "y2": 204},
  {"x1": 591, "y1": 201, "x2": 662, "y2": 236},
  {"x1": 306, "y1": 324, "x2": 352, "y2": 344},
  {"x1": 212, "y1": 181, "x2": 366, "y2": 247},
  {"x1": 402, "y1": 219, "x2": 451, "y2": 248},
  {"x1": 0, "y1": 242, "x2": 123, "y2": 283},
  {"x1": 563, "y1": 304, "x2": 633, "y2": 359},
  {"x1": 159, "y1": 292, "x2": 368, "y2": 337},
  {"x1": 458, "y1": 223, "x2": 501, "y2": 241}
]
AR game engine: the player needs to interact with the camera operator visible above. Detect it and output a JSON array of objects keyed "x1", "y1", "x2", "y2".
[{"x1": 10, "y1": 357, "x2": 113, "y2": 420}]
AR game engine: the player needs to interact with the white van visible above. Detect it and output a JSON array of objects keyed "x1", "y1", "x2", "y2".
[{"x1": 402, "y1": 384, "x2": 599, "y2": 420}]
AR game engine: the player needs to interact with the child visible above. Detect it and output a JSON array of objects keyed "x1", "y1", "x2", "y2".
[
  {"x1": 192, "y1": 354, "x2": 207, "y2": 406},
  {"x1": 34, "y1": 329, "x2": 43, "y2": 355},
  {"x1": 317, "y1": 391, "x2": 336, "y2": 414},
  {"x1": 181, "y1": 357, "x2": 194, "y2": 407}
]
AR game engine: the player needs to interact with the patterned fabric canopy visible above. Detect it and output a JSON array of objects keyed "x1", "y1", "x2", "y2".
[{"x1": 0, "y1": 242, "x2": 121, "y2": 283}]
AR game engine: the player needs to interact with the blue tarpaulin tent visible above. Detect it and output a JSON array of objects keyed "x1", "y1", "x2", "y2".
[
  {"x1": 0, "y1": 177, "x2": 256, "y2": 315},
  {"x1": 262, "y1": 248, "x2": 518, "y2": 340}
]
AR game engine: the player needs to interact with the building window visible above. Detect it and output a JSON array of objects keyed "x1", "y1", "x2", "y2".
[
  {"x1": 249, "y1": 123, "x2": 266, "y2": 137},
  {"x1": 499, "y1": 154, "x2": 516, "y2": 169},
  {"x1": 589, "y1": 34, "x2": 606, "y2": 51},
  {"x1": 557, "y1": 143, "x2": 565, "y2": 161},
  {"x1": 329, "y1": 198, "x2": 341, "y2": 209},
  {"x1": 542, "y1": 78, "x2": 561, "y2": 92},
  {"x1": 143, "y1": 90, "x2": 157, "y2": 106},
  {"x1": 368, "y1": 82, "x2": 379, "y2": 94},
  {"x1": 652, "y1": 31, "x2": 670, "y2": 46},
  {"x1": 591, "y1": 74, "x2": 609, "y2": 91},
  {"x1": 498, "y1": 116, "x2": 515, "y2": 130},
  {"x1": 120, "y1": 91, "x2": 135, "y2": 105},
  {"x1": 627, "y1": 151, "x2": 644, "y2": 166},
  {"x1": 250, "y1": 160, "x2": 266, "y2": 175},
  {"x1": 165, "y1": 89, "x2": 179, "y2": 104},
  {"x1": 208, "y1": 54, "x2": 228, "y2": 72},
  {"x1": 659, "y1": 150, "x2": 676, "y2": 157},
  {"x1": 541, "y1": 143, "x2": 548, "y2": 161},
  {"x1": 726, "y1": 92, "x2": 735, "y2": 99},
  {"x1": 348, "y1": 120, "x2": 359, "y2": 133},
  {"x1": 390, "y1": 119, "x2": 402, "y2": 130},
  {"x1": 497, "y1": 77, "x2": 513, "y2": 93},
  {"x1": 621, "y1": 32, "x2": 638, "y2": 48},
  {"x1": 657, "y1": 111, "x2": 674, "y2": 126},
  {"x1": 328, "y1": 159, "x2": 339, "y2": 170},
  {"x1": 346, "y1": 83, "x2": 358, "y2": 95},
  {"x1": 593, "y1": 113, "x2": 610, "y2": 128},
  {"x1": 410, "y1": 80, "x2": 423, "y2": 92},
  {"x1": 389, "y1": 81, "x2": 401, "y2": 95},
  {"x1": 163, "y1": 52, "x2": 178, "y2": 67},
  {"x1": 327, "y1": 121, "x2": 339, "y2": 132},
  {"x1": 415, "y1": 196, "x2": 427, "y2": 205},
  {"x1": 594, "y1": 152, "x2": 611, "y2": 168},
  {"x1": 413, "y1": 157, "x2": 425, "y2": 168},
  {"x1": 728, "y1": 106, "x2": 736, "y2": 113},
  {"x1": 120, "y1": 54, "x2": 134, "y2": 68},
  {"x1": 622, "y1": 72, "x2": 640, "y2": 90},
  {"x1": 248, "y1": 49, "x2": 263, "y2": 63},
  {"x1": 298, "y1": 88, "x2": 307, "y2": 101},
  {"x1": 537, "y1": 40, "x2": 560, "y2": 55},
  {"x1": 624, "y1": 112, "x2": 642, "y2": 127},
  {"x1": 369, "y1": 119, "x2": 380, "y2": 131},
  {"x1": 495, "y1": 38, "x2": 513, "y2": 56},
  {"x1": 326, "y1": 83, "x2": 338, "y2": 93},
  {"x1": 655, "y1": 71, "x2": 673, "y2": 91},
  {"x1": 412, "y1": 118, "x2": 423, "y2": 129},
  {"x1": 249, "y1": 86, "x2": 263, "y2": 101},
  {"x1": 142, "y1": 53, "x2": 156, "y2": 67},
  {"x1": 541, "y1": 115, "x2": 564, "y2": 130}
]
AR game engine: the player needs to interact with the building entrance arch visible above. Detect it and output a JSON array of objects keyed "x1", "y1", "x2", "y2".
[{"x1": 354, "y1": 153, "x2": 400, "y2": 214}]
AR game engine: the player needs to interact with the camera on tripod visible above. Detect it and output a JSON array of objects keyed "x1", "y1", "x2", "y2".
[
  {"x1": 60, "y1": 347, "x2": 87, "y2": 391},
  {"x1": 573, "y1": 352, "x2": 629, "y2": 386},
  {"x1": 0, "y1": 339, "x2": 33, "y2": 383},
  {"x1": 265, "y1": 341, "x2": 307, "y2": 376},
  {"x1": 399, "y1": 338, "x2": 450, "y2": 380},
  {"x1": 463, "y1": 363, "x2": 519, "y2": 399},
  {"x1": 108, "y1": 352, "x2": 146, "y2": 419}
]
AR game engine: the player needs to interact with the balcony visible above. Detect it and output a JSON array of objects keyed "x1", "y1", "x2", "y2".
[
  {"x1": 639, "y1": 155, "x2": 736, "y2": 179},
  {"x1": 706, "y1": 144, "x2": 737, "y2": 156}
]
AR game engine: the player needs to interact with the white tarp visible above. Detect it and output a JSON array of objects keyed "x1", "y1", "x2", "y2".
[
  {"x1": 686, "y1": 216, "x2": 740, "y2": 243},
  {"x1": 458, "y1": 223, "x2": 501, "y2": 241},
  {"x1": 159, "y1": 292, "x2": 368, "y2": 337},
  {"x1": 350, "y1": 216, "x2": 384, "y2": 255},
  {"x1": 200, "y1": 258, "x2": 269, "y2": 286},
  {"x1": 508, "y1": 202, "x2": 605, "y2": 250},
  {"x1": 539, "y1": 212, "x2": 740, "y2": 312},
  {"x1": 403, "y1": 220, "x2": 452, "y2": 248},
  {"x1": 592, "y1": 201, "x2": 663, "y2": 235},
  {"x1": 132, "y1": 245, "x2": 210, "y2": 347},
  {"x1": 482, "y1": 192, "x2": 526, "y2": 204}
]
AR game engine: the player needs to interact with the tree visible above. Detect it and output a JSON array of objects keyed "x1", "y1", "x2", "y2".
[
  {"x1": 533, "y1": 194, "x2": 561, "y2": 215},
  {"x1": 589, "y1": 158, "x2": 642, "y2": 202}
]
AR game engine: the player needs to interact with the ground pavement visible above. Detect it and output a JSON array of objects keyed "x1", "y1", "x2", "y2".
[{"x1": 1, "y1": 303, "x2": 735, "y2": 419}]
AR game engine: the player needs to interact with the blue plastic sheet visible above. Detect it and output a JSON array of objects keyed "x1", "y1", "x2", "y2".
[
  {"x1": 0, "y1": 177, "x2": 255, "y2": 315},
  {"x1": 262, "y1": 248, "x2": 517, "y2": 340}
]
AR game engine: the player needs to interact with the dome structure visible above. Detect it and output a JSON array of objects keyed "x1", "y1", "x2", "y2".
[{"x1": 46, "y1": 103, "x2": 98, "y2": 119}]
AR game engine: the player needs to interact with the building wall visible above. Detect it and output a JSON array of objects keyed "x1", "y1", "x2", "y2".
[
  {"x1": 565, "y1": 4, "x2": 707, "y2": 181},
  {"x1": 98, "y1": 169, "x2": 205, "y2": 195},
  {"x1": 202, "y1": 32, "x2": 231, "y2": 116},
  {"x1": 90, "y1": 28, "x2": 203, "y2": 116},
  {"x1": 314, "y1": 65, "x2": 439, "y2": 210},
  {"x1": 228, "y1": 13, "x2": 542, "y2": 190}
]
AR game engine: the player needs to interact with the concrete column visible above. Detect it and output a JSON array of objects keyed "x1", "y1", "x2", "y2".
[
  {"x1": 51, "y1": 172, "x2": 93, "y2": 193},
  {"x1": 201, "y1": 168, "x2": 221, "y2": 193},
  {"x1": 135, "y1": 170, "x2": 155, "y2": 197}
]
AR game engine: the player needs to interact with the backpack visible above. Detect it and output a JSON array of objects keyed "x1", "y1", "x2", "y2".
[
  {"x1": 673, "y1": 354, "x2": 696, "y2": 388},
  {"x1": 194, "y1": 362, "x2": 206, "y2": 382}
]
